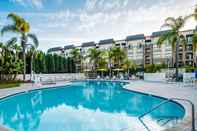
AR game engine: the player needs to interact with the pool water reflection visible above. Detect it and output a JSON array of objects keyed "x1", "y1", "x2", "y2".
[{"x1": 0, "y1": 80, "x2": 185, "y2": 131}]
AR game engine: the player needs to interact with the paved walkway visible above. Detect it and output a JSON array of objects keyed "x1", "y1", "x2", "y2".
[
  {"x1": 0, "y1": 80, "x2": 196, "y2": 131},
  {"x1": 124, "y1": 80, "x2": 197, "y2": 131}
]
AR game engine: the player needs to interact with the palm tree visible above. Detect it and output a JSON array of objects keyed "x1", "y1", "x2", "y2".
[
  {"x1": 1, "y1": 13, "x2": 39, "y2": 81},
  {"x1": 192, "y1": 34, "x2": 197, "y2": 54},
  {"x1": 87, "y1": 48, "x2": 102, "y2": 72},
  {"x1": 27, "y1": 46, "x2": 38, "y2": 80},
  {"x1": 157, "y1": 16, "x2": 188, "y2": 81},
  {"x1": 122, "y1": 58, "x2": 136, "y2": 75},
  {"x1": 0, "y1": 39, "x2": 23, "y2": 80},
  {"x1": 107, "y1": 49, "x2": 113, "y2": 77},
  {"x1": 110, "y1": 46, "x2": 126, "y2": 68},
  {"x1": 189, "y1": 5, "x2": 197, "y2": 65}
]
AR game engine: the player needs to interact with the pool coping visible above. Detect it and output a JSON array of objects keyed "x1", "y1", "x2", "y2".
[
  {"x1": 123, "y1": 81, "x2": 195, "y2": 131},
  {"x1": 0, "y1": 80, "x2": 194, "y2": 131}
]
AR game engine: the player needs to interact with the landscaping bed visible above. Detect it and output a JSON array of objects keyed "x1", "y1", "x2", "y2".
[{"x1": 0, "y1": 81, "x2": 22, "y2": 89}]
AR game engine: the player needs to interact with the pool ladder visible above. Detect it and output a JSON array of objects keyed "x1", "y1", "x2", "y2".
[{"x1": 138, "y1": 98, "x2": 196, "y2": 131}]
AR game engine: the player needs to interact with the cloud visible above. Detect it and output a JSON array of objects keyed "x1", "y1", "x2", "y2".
[
  {"x1": 3, "y1": 0, "x2": 197, "y2": 52},
  {"x1": 10, "y1": 0, "x2": 26, "y2": 6},
  {"x1": 10, "y1": 0, "x2": 43, "y2": 8}
]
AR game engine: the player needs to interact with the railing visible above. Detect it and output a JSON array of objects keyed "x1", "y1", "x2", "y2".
[{"x1": 138, "y1": 98, "x2": 196, "y2": 131}]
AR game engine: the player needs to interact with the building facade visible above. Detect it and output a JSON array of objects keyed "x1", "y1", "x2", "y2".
[
  {"x1": 81, "y1": 41, "x2": 96, "y2": 71},
  {"x1": 126, "y1": 34, "x2": 145, "y2": 66},
  {"x1": 64, "y1": 45, "x2": 75, "y2": 58},
  {"x1": 47, "y1": 29, "x2": 197, "y2": 69}
]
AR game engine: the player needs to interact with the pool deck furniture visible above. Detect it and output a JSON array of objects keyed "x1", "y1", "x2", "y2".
[{"x1": 0, "y1": 80, "x2": 196, "y2": 131}]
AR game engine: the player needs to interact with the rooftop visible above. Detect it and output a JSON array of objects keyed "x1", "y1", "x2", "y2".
[
  {"x1": 99, "y1": 38, "x2": 114, "y2": 45},
  {"x1": 81, "y1": 41, "x2": 96, "y2": 47},
  {"x1": 47, "y1": 47, "x2": 63, "y2": 53},
  {"x1": 126, "y1": 34, "x2": 145, "y2": 41},
  {"x1": 151, "y1": 30, "x2": 170, "y2": 37},
  {"x1": 64, "y1": 45, "x2": 75, "y2": 50}
]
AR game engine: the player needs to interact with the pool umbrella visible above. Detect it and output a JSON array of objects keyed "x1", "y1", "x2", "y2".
[
  {"x1": 84, "y1": 69, "x2": 91, "y2": 72},
  {"x1": 112, "y1": 68, "x2": 124, "y2": 77},
  {"x1": 112, "y1": 68, "x2": 124, "y2": 71}
]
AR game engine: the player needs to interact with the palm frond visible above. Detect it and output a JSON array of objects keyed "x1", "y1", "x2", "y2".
[
  {"x1": 1, "y1": 25, "x2": 20, "y2": 35},
  {"x1": 27, "y1": 33, "x2": 39, "y2": 48},
  {"x1": 161, "y1": 23, "x2": 173, "y2": 29},
  {"x1": 184, "y1": 14, "x2": 194, "y2": 20},
  {"x1": 179, "y1": 34, "x2": 187, "y2": 46},
  {"x1": 163, "y1": 17, "x2": 176, "y2": 28},
  {"x1": 7, "y1": 13, "x2": 24, "y2": 27},
  {"x1": 165, "y1": 17, "x2": 176, "y2": 23},
  {"x1": 7, "y1": 13, "x2": 20, "y2": 24},
  {"x1": 194, "y1": 5, "x2": 197, "y2": 20},
  {"x1": 6, "y1": 37, "x2": 17, "y2": 47},
  {"x1": 169, "y1": 35, "x2": 177, "y2": 51},
  {"x1": 175, "y1": 16, "x2": 186, "y2": 30},
  {"x1": 192, "y1": 33, "x2": 197, "y2": 51},
  {"x1": 157, "y1": 31, "x2": 173, "y2": 46}
]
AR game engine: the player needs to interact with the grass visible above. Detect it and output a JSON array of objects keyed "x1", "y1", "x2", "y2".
[{"x1": 0, "y1": 81, "x2": 21, "y2": 89}]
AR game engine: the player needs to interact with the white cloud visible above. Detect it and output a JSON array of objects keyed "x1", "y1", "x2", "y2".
[
  {"x1": 3, "y1": 0, "x2": 197, "y2": 52},
  {"x1": 85, "y1": 0, "x2": 98, "y2": 10},
  {"x1": 10, "y1": 0, "x2": 43, "y2": 8},
  {"x1": 10, "y1": 0, "x2": 26, "y2": 6},
  {"x1": 31, "y1": 0, "x2": 43, "y2": 8}
]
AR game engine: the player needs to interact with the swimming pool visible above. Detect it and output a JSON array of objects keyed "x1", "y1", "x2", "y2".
[{"x1": 0, "y1": 80, "x2": 185, "y2": 131}]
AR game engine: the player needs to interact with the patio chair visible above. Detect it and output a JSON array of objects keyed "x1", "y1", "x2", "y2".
[
  {"x1": 120, "y1": 74, "x2": 124, "y2": 80},
  {"x1": 112, "y1": 75, "x2": 117, "y2": 80},
  {"x1": 106, "y1": 76, "x2": 109, "y2": 80}
]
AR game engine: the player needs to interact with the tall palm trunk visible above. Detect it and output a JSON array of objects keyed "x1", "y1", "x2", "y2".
[
  {"x1": 109, "y1": 59, "x2": 112, "y2": 77},
  {"x1": 22, "y1": 34, "x2": 26, "y2": 81},
  {"x1": 175, "y1": 39, "x2": 179, "y2": 81},
  {"x1": 30, "y1": 53, "x2": 34, "y2": 80}
]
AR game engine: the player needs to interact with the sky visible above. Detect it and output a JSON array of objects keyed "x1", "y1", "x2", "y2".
[{"x1": 0, "y1": 0, "x2": 196, "y2": 52}]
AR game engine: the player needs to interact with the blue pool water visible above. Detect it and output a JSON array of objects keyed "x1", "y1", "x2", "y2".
[{"x1": 0, "y1": 80, "x2": 185, "y2": 131}]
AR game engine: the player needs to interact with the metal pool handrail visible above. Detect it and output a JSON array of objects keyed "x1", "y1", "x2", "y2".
[{"x1": 138, "y1": 98, "x2": 196, "y2": 131}]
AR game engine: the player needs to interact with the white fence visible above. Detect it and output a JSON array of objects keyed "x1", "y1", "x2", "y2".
[
  {"x1": 17, "y1": 73, "x2": 85, "y2": 81},
  {"x1": 144, "y1": 73, "x2": 195, "y2": 82},
  {"x1": 144, "y1": 73, "x2": 166, "y2": 82}
]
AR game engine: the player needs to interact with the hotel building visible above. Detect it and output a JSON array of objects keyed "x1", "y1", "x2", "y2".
[
  {"x1": 47, "y1": 29, "x2": 197, "y2": 69},
  {"x1": 126, "y1": 34, "x2": 145, "y2": 66}
]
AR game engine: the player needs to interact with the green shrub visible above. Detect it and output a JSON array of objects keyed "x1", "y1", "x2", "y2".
[
  {"x1": 184, "y1": 66, "x2": 197, "y2": 73},
  {"x1": 144, "y1": 64, "x2": 162, "y2": 73}
]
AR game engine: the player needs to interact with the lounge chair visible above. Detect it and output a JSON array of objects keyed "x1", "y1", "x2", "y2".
[
  {"x1": 112, "y1": 76, "x2": 117, "y2": 80},
  {"x1": 97, "y1": 75, "x2": 101, "y2": 79},
  {"x1": 106, "y1": 76, "x2": 109, "y2": 80},
  {"x1": 120, "y1": 74, "x2": 124, "y2": 80}
]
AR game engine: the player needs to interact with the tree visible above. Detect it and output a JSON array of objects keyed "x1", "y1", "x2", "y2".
[
  {"x1": 106, "y1": 49, "x2": 113, "y2": 77},
  {"x1": 122, "y1": 58, "x2": 136, "y2": 74},
  {"x1": 87, "y1": 48, "x2": 102, "y2": 72},
  {"x1": 26, "y1": 42, "x2": 39, "y2": 80},
  {"x1": 110, "y1": 46, "x2": 126, "y2": 68},
  {"x1": 157, "y1": 16, "x2": 188, "y2": 81},
  {"x1": 1, "y1": 13, "x2": 39, "y2": 80},
  {"x1": 190, "y1": 5, "x2": 197, "y2": 63},
  {"x1": 70, "y1": 48, "x2": 81, "y2": 72},
  {"x1": 192, "y1": 34, "x2": 197, "y2": 54},
  {"x1": 0, "y1": 40, "x2": 23, "y2": 81}
]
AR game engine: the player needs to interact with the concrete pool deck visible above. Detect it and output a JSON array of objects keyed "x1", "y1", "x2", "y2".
[
  {"x1": 124, "y1": 80, "x2": 197, "y2": 131},
  {"x1": 0, "y1": 80, "x2": 196, "y2": 131}
]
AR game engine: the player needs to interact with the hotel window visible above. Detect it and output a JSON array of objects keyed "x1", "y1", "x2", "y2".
[
  {"x1": 187, "y1": 35, "x2": 193, "y2": 44},
  {"x1": 137, "y1": 43, "x2": 142, "y2": 49}
]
